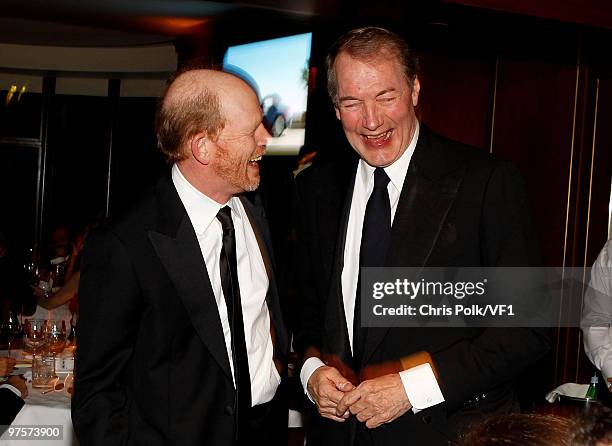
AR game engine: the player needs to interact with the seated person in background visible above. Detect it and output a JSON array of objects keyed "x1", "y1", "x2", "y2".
[
  {"x1": 33, "y1": 271, "x2": 79, "y2": 317},
  {"x1": 582, "y1": 239, "x2": 612, "y2": 392},
  {"x1": 47, "y1": 224, "x2": 72, "y2": 260},
  {"x1": 0, "y1": 356, "x2": 16, "y2": 376},
  {"x1": 0, "y1": 358, "x2": 28, "y2": 430},
  {"x1": 31, "y1": 222, "x2": 93, "y2": 327}
]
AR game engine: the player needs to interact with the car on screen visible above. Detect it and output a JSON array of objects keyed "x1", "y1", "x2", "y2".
[{"x1": 261, "y1": 94, "x2": 289, "y2": 137}]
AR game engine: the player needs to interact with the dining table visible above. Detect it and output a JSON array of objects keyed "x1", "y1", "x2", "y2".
[
  {"x1": 0, "y1": 350, "x2": 76, "y2": 446},
  {"x1": 1, "y1": 348, "x2": 305, "y2": 445}
]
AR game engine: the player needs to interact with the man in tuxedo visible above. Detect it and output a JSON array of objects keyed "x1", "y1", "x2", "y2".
[
  {"x1": 294, "y1": 27, "x2": 550, "y2": 445},
  {"x1": 72, "y1": 69, "x2": 288, "y2": 445}
]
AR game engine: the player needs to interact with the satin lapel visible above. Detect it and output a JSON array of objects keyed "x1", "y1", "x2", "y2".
[
  {"x1": 148, "y1": 174, "x2": 232, "y2": 381},
  {"x1": 361, "y1": 131, "x2": 465, "y2": 365},
  {"x1": 323, "y1": 161, "x2": 358, "y2": 365},
  {"x1": 239, "y1": 195, "x2": 289, "y2": 355}
]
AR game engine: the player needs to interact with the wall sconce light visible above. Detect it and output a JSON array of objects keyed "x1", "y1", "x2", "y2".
[{"x1": 4, "y1": 84, "x2": 27, "y2": 105}]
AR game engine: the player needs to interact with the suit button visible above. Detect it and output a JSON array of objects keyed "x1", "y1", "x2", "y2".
[
  {"x1": 224, "y1": 405, "x2": 235, "y2": 416},
  {"x1": 422, "y1": 415, "x2": 432, "y2": 424}
]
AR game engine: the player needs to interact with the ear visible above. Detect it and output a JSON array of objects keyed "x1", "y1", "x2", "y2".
[
  {"x1": 335, "y1": 105, "x2": 341, "y2": 120},
  {"x1": 190, "y1": 132, "x2": 210, "y2": 165},
  {"x1": 411, "y1": 77, "x2": 421, "y2": 107}
]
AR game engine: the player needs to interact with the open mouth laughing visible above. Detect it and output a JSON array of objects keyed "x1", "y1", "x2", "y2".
[
  {"x1": 362, "y1": 129, "x2": 393, "y2": 146},
  {"x1": 248, "y1": 154, "x2": 263, "y2": 166}
]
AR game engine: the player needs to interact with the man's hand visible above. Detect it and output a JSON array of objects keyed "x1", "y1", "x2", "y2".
[
  {"x1": 336, "y1": 373, "x2": 412, "y2": 429},
  {"x1": 0, "y1": 357, "x2": 16, "y2": 377},
  {"x1": 7, "y1": 375, "x2": 28, "y2": 398},
  {"x1": 307, "y1": 366, "x2": 355, "y2": 422}
]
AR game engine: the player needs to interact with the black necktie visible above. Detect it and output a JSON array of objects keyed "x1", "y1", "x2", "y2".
[
  {"x1": 217, "y1": 206, "x2": 251, "y2": 441},
  {"x1": 353, "y1": 168, "x2": 391, "y2": 368}
]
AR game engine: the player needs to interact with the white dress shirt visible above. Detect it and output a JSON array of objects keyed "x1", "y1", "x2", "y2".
[
  {"x1": 300, "y1": 122, "x2": 445, "y2": 410},
  {"x1": 172, "y1": 164, "x2": 280, "y2": 406},
  {"x1": 583, "y1": 239, "x2": 612, "y2": 384}
]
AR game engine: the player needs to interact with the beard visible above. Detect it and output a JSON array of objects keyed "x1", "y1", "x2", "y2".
[{"x1": 212, "y1": 142, "x2": 260, "y2": 193}]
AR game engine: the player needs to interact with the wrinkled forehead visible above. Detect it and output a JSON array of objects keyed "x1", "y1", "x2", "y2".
[
  {"x1": 335, "y1": 52, "x2": 408, "y2": 89},
  {"x1": 336, "y1": 49, "x2": 405, "y2": 75}
]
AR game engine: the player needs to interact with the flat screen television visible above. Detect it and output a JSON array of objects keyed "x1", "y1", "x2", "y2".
[{"x1": 223, "y1": 32, "x2": 312, "y2": 156}]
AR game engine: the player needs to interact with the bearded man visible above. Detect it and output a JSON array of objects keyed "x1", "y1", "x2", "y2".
[{"x1": 72, "y1": 69, "x2": 288, "y2": 446}]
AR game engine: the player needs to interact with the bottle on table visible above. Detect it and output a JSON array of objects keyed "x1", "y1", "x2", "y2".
[
  {"x1": 49, "y1": 256, "x2": 67, "y2": 289},
  {"x1": 586, "y1": 373, "x2": 599, "y2": 400}
]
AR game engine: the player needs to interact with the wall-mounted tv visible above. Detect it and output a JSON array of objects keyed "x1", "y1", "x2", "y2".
[{"x1": 223, "y1": 32, "x2": 312, "y2": 156}]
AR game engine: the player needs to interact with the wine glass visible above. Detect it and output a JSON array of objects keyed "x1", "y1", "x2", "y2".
[
  {"x1": 5, "y1": 311, "x2": 21, "y2": 357},
  {"x1": 23, "y1": 319, "x2": 46, "y2": 355},
  {"x1": 45, "y1": 320, "x2": 66, "y2": 380},
  {"x1": 46, "y1": 320, "x2": 66, "y2": 356}
]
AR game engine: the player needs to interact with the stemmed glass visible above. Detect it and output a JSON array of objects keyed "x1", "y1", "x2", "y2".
[
  {"x1": 46, "y1": 320, "x2": 66, "y2": 377},
  {"x1": 4, "y1": 312, "x2": 22, "y2": 357},
  {"x1": 46, "y1": 320, "x2": 66, "y2": 357},
  {"x1": 23, "y1": 319, "x2": 47, "y2": 355}
]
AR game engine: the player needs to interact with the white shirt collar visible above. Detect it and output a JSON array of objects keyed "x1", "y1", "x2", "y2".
[
  {"x1": 171, "y1": 164, "x2": 236, "y2": 235},
  {"x1": 358, "y1": 120, "x2": 420, "y2": 192}
]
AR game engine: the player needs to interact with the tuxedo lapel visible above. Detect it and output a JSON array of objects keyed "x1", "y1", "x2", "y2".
[
  {"x1": 362, "y1": 127, "x2": 466, "y2": 365},
  {"x1": 148, "y1": 174, "x2": 232, "y2": 381}
]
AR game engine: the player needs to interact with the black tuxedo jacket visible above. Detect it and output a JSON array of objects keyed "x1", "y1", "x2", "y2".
[
  {"x1": 294, "y1": 126, "x2": 551, "y2": 445},
  {"x1": 0, "y1": 387, "x2": 24, "y2": 429},
  {"x1": 72, "y1": 172, "x2": 288, "y2": 446}
]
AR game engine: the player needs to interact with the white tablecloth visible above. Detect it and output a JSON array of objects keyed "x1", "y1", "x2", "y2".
[{"x1": 0, "y1": 351, "x2": 76, "y2": 446}]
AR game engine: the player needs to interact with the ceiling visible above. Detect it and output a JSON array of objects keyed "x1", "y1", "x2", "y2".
[
  {"x1": 0, "y1": 0, "x2": 324, "y2": 47},
  {"x1": 4, "y1": 0, "x2": 611, "y2": 50}
]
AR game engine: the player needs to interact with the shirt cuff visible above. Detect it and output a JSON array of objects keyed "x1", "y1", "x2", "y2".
[
  {"x1": 602, "y1": 358, "x2": 612, "y2": 387},
  {"x1": 300, "y1": 357, "x2": 326, "y2": 403},
  {"x1": 0, "y1": 383, "x2": 22, "y2": 398},
  {"x1": 399, "y1": 363, "x2": 444, "y2": 410}
]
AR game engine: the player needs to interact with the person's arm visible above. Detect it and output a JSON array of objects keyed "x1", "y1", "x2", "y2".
[
  {"x1": 0, "y1": 357, "x2": 16, "y2": 377},
  {"x1": 0, "y1": 376, "x2": 27, "y2": 430},
  {"x1": 430, "y1": 160, "x2": 551, "y2": 411},
  {"x1": 292, "y1": 174, "x2": 355, "y2": 421},
  {"x1": 582, "y1": 241, "x2": 612, "y2": 386},
  {"x1": 35, "y1": 272, "x2": 80, "y2": 310},
  {"x1": 71, "y1": 227, "x2": 142, "y2": 445}
]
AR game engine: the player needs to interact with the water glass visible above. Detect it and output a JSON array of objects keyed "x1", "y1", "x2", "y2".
[{"x1": 32, "y1": 353, "x2": 55, "y2": 389}]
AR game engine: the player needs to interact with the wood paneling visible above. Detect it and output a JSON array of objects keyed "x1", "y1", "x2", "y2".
[
  {"x1": 587, "y1": 78, "x2": 612, "y2": 260},
  {"x1": 417, "y1": 52, "x2": 494, "y2": 150},
  {"x1": 492, "y1": 59, "x2": 578, "y2": 267},
  {"x1": 441, "y1": 0, "x2": 612, "y2": 30}
]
